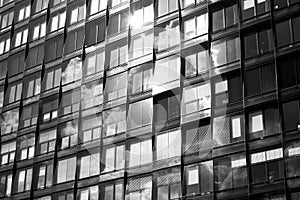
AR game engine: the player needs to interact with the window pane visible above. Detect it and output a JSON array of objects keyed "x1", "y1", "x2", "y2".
[
  {"x1": 276, "y1": 20, "x2": 292, "y2": 47},
  {"x1": 212, "y1": 10, "x2": 224, "y2": 31}
]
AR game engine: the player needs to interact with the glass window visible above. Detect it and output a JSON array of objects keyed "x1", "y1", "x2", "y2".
[
  {"x1": 244, "y1": 29, "x2": 273, "y2": 58},
  {"x1": 23, "y1": 73, "x2": 41, "y2": 99},
  {"x1": 245, "y1": 64, "x2": 276, "y2": 97},
  {"x1": 65, "y1": 28, "x2": 84, "y2": 54},
  {"x1": 185, "y1": 161, "x2": 213, "y2": 196},
  {"x1": 129, "y1": 139, "x2": 152, "y2": 167},
  {"x1": 0, "y1": 0, "x2": 13, "y2": 8},
  {"x1": 60, "y1": 90, "x2": 80, "y2": 116},
  {"x1": 0, "y1": 173, "x2": 12, "y2": 197},
  {"x1": 16, "y1": 168, "x2": 32, "y2": 193},
  {"x1": 103, "y1": 144, "x2": 125, "y2": 172},
  {"x1": 21, "y1": 103, "x2": 38, "y2": 128},
  {"x1": 85, "y1": 17, "x2": 106, "y2": 46},
  {"x1": 57, "y1": 157, "x2": 76, "y2": 183},
  {"x1": 215, "y1": 153, "x2": 247, "y2": 190},
  {"x1": 89, "y1": 0, "x2": 107, "y2": 15},
  {"x1": 83, "y1": 49, "x2": 105, "y2": 76},
  {"x1": 69, "y1": 4, "x2": 85, "y2": 25},
  {"x1": 36, "y1": 163, "x2": 53, "y2": 189},
  {"x1": 184, "y1": 45, "x2": 209, "y2": 77},
  {"x1": 108, "y1": 41, "x2": 128, "y2": 68},
  {"x1": 184, "y1": 121, "x2": 211, "y2": 155},
  {"x1": 155, "y1": 93, "x2": 180, "y2": 124},
  {"x1": 105, "y1": 73, "x2": 127, "y2": 102},
  {"x1": 79, "y1": 186, "x2": 99, "y2": 200},
  {"x1": 81, "y1": 115, "x2": 102, "y2": 143},
  {"x1": 248, "y1": 106, "x2": 280, "y2": 138},
  {"x1": 8, "y1": 51, "x2": 25, "y2": 77},
  {"x1": 34, "y1": 0, "x2": 49, "y2": 13},
  {"x1": 45, "y1": 35, "x2": 64, "y2": 62},
  {"x1": 130, "y1": 31, "x2": 153, "y2": 59},
  {"x1": 0, "y1": 9, "x2": 13, "y2": 29},
  {"x1": 285, "y1": 140, "x2": 300, "y2": 178},
  {"x1": 156, "y1": 168, "x2": 181, "y2": 200},
  {"x1": 156, "y1": 130, "x2": 181, "y2": 160},
  {"x1": 1, "y1": 141, "x2": 16, "y2": 165},
  {"x1": 107, "y1": 9, "x2": 129, "y2": 36},
  {"x1": 17, "y1": 4, "x2": 31, "y2": 22},
  {"x1": 153, "y1": 56, "x2": 180, "y2": 87},
  {"x1": 62, "y1": 57, "x2": 82, "y2": 85},
  {"x1": 79, "y1": 152, "x2": 100, "y2": 178},
  {"x1": 212, "y1": 4, "x2": 238, "y2": 32},
  {"x1": 213, "y1": 114, "x2": 244, "y2": 147},
  {"x1": 128, "y1": 98, "x2": 153, "y2": 129},
  {"x1": 0, "y1": 34, "x2": 10, "y2": 55},
  {"x1": 157, "y1": 0, "x2": 178, "y2": 17},
  {"x1": 126, "y1": 176, "x2": 152, "y2": 200},
  {"x1": 51, "y1": 0, "x2": 65, "y2": 7},
  {"x1": 58, "y1": 120, "x2": 78, "y2": 149},
  {"x1": 184, "y1": 12, "x2": 208, "y2": 40},
  {"x1": 157, "y1": 19, "x2": 180, "y2": 51},
  {"x1": 43, "y1": 66, "x2": 61, "y2": 91},
  {"x1": 111, "y1": 0, "x2": 127, "y2": 7},
  {"x1": 276, "y1": 20, "x2": 292, "y2": 47},
  {"x1": 103, "y1": 182, "x2": 123, "y2": 200},
  {"x1": 14, "y1": 28, "x2": 28, "y2": 48},
  {"x1": 241, "y1": 0, "x2": 269, "y2": 20},
  {"x1": 32, "y1": 21, "x2": 46, "y2": 41},
  {"x1": 278, "y1": 56, "x2": 300, "y2": 89},
  {"x1": 103, "y1": 106, "x2": 126, "y2": 136},
  {"x1": 130, "y1": 63, "x2": 152, "y2": 94},
  {"x1": 81, "y1": 80, "x2": 103, "y2": 110},
  {"x1": 5, "y1": 81, "x2": 22, "y2": 104},
  {"x1": 182, "y1": 83, "x2": 211, "y2": 119},
  {"x1": 50, "y1": 10, "x2": 66, "y2": 32},
  {"x1": 26, "y1": 44, "x2": 44, "y2": 69},
  {"x1": 39, "y1": 129, "x2": 56, "y2": 155},
  {"x1": 211, "y1": 37, "x2": 240, "y2": 67},
  {"x1": 1, "y1": 109, "x2": 19, "y2": 135},
  {"x1": 131, "y1": 0, "x2": 153, "y2": 28},
  {"x1": 251, "y1": 148, "x2": 284, "y2": 184},
  {"x1": 42, "y1": 97, "x2": 59, "y2": 122},
  {"x1": 282, "y1": 100, "x2": 300, "y2": 131}
]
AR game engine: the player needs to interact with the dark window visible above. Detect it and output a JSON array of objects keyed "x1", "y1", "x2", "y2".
[
  {"x1": 213, "y1": 71, "x2": 242, "y2": 107},
  {"x1": 282, "y1": 100, "x2": 300, "y2": 131},
  {"x1": 65, "y1": 28, "x2": 84, "y2": 54},
  {"x1": 251, "y1": 148, "x2": 284, "y2": 184},
  {"x1": 185, "y1": 161, "x2": 213, "y2": 196},
  {"x1": 60, "y1": 90, "x2": 80, "y2": 116},
  {"x1": 41, "y1": 96, "x2": 59, "y2": 123},
  {"x1": 278, "y1": 56, "x2": 300, "y2": 89},
  {"x1": 245, "y1": 64, "x2": 276, "y2": 96},
  {"x1": 212, "y1": 4, "x2": 238, "y2": 32},
  {"x1": 276, "y1": 20, "x2": 292, "y2": 47},
  {"x1": 215, "y1": 153, "x2": 248, "y2": 190},
  {"x1": 0, "y1": 60, "x2": 7, "y2": 80},
  {"x1": 20, "y1": 103, "x2": 39, "y2": 128},
  {"x1": 154, "y1": 92, "x2": 180, "y2": 124},
  {"x1": 213, "y1": 114, "x2": 244, "y2": 147},
  {"x1": 274, "y1": 0, "x2": 288, "y2": 9},
  {"x1": 241, "y1": 0, "x2": 270, "y2": 20},
  {"x1": 85, "y1": 17, "x2": 106, "y2": 46},
  {"x1": 0, "y1": 172, "x2": 12, "y2": 197},
  {"x1": 45, "y1": 35, "x2": 63, "y2": 62},
  {"x1": 107, "y1": 9, "x2": 129, "y2": 36},
  {"x1": 248, "y1": 106, "x2": 281, "y2": 139},
  {"x1": 244, "y1": 29, "x2": 273, "y2": 58},
  {"x1": 8, "y1": 51, "x2": 25, "y2": 77},
  {"x1": 26, "y1": 44, "x2": 44, "y2": 69},
  {"x1": 285, "y1": 140, "x2": 300, "y2": 178}
]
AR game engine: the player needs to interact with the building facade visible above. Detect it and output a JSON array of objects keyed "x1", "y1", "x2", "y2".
[{"x1": 0, "y1": 0, "x2": 300, "y2": 199}]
